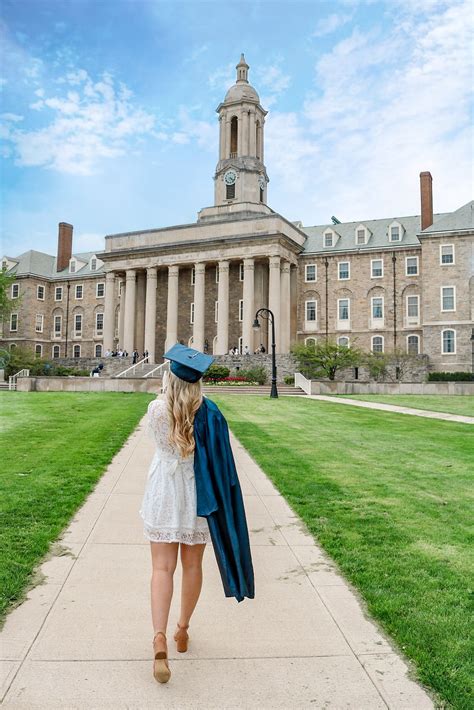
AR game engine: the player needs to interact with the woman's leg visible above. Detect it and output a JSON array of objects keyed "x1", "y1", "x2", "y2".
[
  {"x1": 178, "y1": 542, "x2": 207, "y2": 626},
  {"x1": 150, "y1": 541, "x2": 179, "y2": 635}
]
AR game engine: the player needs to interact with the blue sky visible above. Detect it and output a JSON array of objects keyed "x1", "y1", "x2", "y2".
[{"x1": 1, "y1": 0, "x2": 472, "y2": 258}]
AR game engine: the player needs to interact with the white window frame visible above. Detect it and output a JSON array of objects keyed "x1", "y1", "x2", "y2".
[
  {"x1": 214, "y1": 301, "x2": 219, "y2": 323},
  {"x1": 371, "y1": 259, "x2": 384, "y2": 278},
  {"x1": 406, "y1": 334, "x2": 419, "y2": 354},
  {"x1": 238, "y1": 299, "x2": 243, "y2": 322},
  {"x1": 338, "y1": 336, "x2": 350, "y2": 347},
  {"x1": 73, "y1": 344, "x2": 81, "y2": 358},
  {"x1": 75, "y1": 284, "x2": 83, "y2": 300},
  {"x1": 405, "y1": 256, "x2": 419, "y2": 276},
  {"x1": 405, "y1": 294, "x2": 420, "y2": 325},
  {"x1": 191, "y1": 267, "x2": 196, "y2": 285},
  {"x1": 338, "y1": 261, "x2": 350, "y2": 280},
  {"x1": 37, "y1": 284, "x2": 45, "y2": 301},
  {"x1": 323, "y1": 230, "x2": 334, "y2": 247},
  {"x1": 54, "y1": 314, "x2": 62, "y2": 338},
  {"x1": 10, "y1": 313, "x2": 18, "y2": 331},
  {"x1": 90, "y1": 257, "x2": 97, "y2": 272},
  {"x1": 441, "y1": 329, "x2": 456, "y2": 355},
  {"x1": 54, "y1": 286, "x2": 63, "y2": 301},
  {"x1": 238, "y1": 336, "x2": 243, "y2": 354},
  {"x1": 95, "y1": 312, "x2": 104, "y2": 334},
  {"x1": 305, "y1": 299, "x2": 317, "y2": 326},
  {"x1": 371, "y1": 335, "x2": 384, "y2": 353},
  {"x1": 95, "y1": 344, "x2": 102, "y2": 357},
  {"x1": 305, "y1": 264, "x2": 317, "y2": 282},
  {"x1": 337, "y1": 298, "x2": 350, "y2": 325},
  {"x1": 11, "y1": 283, "x2": 19, "y2": 298},
  {"x1": 305, "y1": 337, "x2": 317, "y2": 346},
  {"x1": 35, "y1": 344, "x2": 43, "y2": 358},
  {"x1": 190, "y1": 302, "x2": 195, "y2": 324},
  {"x1": 96, "y1": 282, "x2": 105, "y2": 298},
  {"x1": 389, "y1": 221, "x2": 402, "y2": 242},
  {"x1": 69, "y1": 259, "x2": 76, "y2": 274},
  {"x1": 355, "y1": 226, "x2": 367, "y2": 245},
  {"x1": 441, "y1": 286, "x2": 456, "y2": 312},
  {"x1": 215, "y1": 267, "x2": 219, "y2": 284},
  {"x1": 52, "y1": 344, "x2": 60, "y2": 358},
  {"x1": 239, "y1": 263, "x2": 244, "y2": 281},
  {"x1": 439, "y1": 243, "x2": 455, "y2": 265},
  {"x1": 74, "y1": 313, "x2": 83, "y2": 335},
  {"x1": 371, "y1": 295, "x2": 384, "y2": 322},
  {"x1": 35, "y1": 314, "x2": 44, "y2": 333}
]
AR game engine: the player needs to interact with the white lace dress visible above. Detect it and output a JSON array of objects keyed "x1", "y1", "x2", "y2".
[{"x1": 139, "y1": 397, "x2": 212, "y2": 545}]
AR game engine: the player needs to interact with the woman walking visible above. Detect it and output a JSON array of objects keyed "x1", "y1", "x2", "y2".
[{"x1": 139, "y1": 343, "x2": 254, "y2": 684}]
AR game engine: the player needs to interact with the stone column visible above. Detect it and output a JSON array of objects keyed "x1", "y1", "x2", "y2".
[
  {"x1": 123, "y1": 269, "x2": 136, "y2": 353},
  {"x1": 103, "y1": 271, "x2": 116, "y2": 352},
  {"x1": 118, "y1": 279, "x2": 125, "y2": 347},
  {"x1": 219, "y1": 115, "x2": 225, "y2": 160},
  {"x1": 242, "y1": 257, "x2": 255, "y2": 353},
  {"x1": 243, "y1": 108, "x2": 250, "y2": 156},
  {"x1": 144, "y1": 267, "x2": 157, "y2": 363},
  {"x1": 165, "y1": 265, "x2": 179, "y2": 350},
  {"x1": 249, "y1": 109, "x2": 256, "y2": 155},
  {"x1": 216, "y1": 260, "x2": 230, "y2": 355},
  {"x1": 135, "y1": 271, "x2": 146, "y2": 355},
  {"x1": 193, "y1": 262, "x2": 206, "y2": 351},
  {"x1": 268, "y1": 256, "x2": 281, "y2": 352},
  {"x1": 225, "y1": 119, "x2": 231, "y2": 158},
  {"x1": 280, "y1": 261, "x2": 291, "y2": 353}
]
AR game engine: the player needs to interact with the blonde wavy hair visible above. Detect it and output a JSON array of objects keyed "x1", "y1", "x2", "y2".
[{"x1": 165, "y1": 370, "x2": 203, "y2": 458}]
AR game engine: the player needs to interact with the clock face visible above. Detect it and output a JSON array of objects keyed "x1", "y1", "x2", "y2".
[
  {"x1": 258, "y1": 176, "x2": 266, "y2": 191},
  {"x1": 224, "y1": 170, "x2": 237, "y2": 186}
]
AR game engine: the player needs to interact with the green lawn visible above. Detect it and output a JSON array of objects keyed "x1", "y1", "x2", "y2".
[
  {"x1": 211, "y1": 395, "x2": 474, "y2": 710},
  {"x1": 328, "y1": 394, "x2": 474, "y2": 417},
  {"x1": 0, "y1": 391, "x2": 154, "y2": 625}
]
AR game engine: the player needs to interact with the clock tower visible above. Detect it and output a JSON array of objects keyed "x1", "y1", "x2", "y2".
[{"x1": 213, "y1": 55, "x2": 269, "y2": 207}]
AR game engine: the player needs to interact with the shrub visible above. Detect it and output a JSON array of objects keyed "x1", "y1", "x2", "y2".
[
  {"x1": 203, "y1": 364, "x2": 230, "y2": 381},
  {"x1": 239, "y1": 365, "x2": 267, "y2": 385},
  {"x1": 291, "y1": 340, "x2": 362, "y2": 380},
  {"x1": 284, "y1": 375, "x2": 295, "y2": 385},
  {"x1": 428, "y1": 371, "x2": 474, "y2": 382}
]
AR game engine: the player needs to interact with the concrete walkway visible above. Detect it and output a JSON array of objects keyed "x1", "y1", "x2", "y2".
[
  {"x1": 306, "y1": 394, "x2": 474, "y2": 424},
  {"x1": 1, "y1": 415, "x2": 436, "y2": 709}
]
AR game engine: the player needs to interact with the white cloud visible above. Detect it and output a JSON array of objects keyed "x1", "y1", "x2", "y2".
[
  {"x1": 1, "y1": 69, "x2": 156, "y2": 175},
  {"x1": 312, "y1": 12, "x2": 354, "y2": 37}
]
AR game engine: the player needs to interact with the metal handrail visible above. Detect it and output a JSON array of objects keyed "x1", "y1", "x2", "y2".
[
  {"x1": 143, "y1": 361, "x2": 169, "y2": 378},
  {"x1": 9, "y1": 368, "x2": 30, "y2": 391},
  {"x1": 115, "y1": 357, "x2": 149, "y2": 378}
]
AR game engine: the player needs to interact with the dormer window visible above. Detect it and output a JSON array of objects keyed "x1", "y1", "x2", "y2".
[
  {"x1": 90, "y1": 257, "x2": 97, "y2": 271},
  {"x1": 69, "y1": 259, "x2": 76, "y2": 273},
  {"x1": 324, "y1": 230, "x2": 334, "y2": 247},
  {"x1": 388, "y1": 221, "x2": 404, "y2": 242},
  {"x1": 356, "y1": 229, "x2": 366, "y2": 245}
]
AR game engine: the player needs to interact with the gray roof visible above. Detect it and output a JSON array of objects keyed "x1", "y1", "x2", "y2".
[
  {"x1": 417, "y1": 200, "x2": 474, "y2": 235},
  {"x1": 3, "y1": 250, "x2": 105, "y2": 280},
  {"x1": 301, "y1": 212, "x2": 450, "y2": 254}
]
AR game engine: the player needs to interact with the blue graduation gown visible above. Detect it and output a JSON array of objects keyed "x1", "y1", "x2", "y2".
[{"x1": 193, "y1": 397, "x2": 255, "y2": 602}]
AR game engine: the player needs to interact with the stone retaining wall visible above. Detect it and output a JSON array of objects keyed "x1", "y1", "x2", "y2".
[
  {"x1": 309, "y1": 381, "x2": 474, "y2": 395},
  {"x1": 17, "y1": 376, "x2": 160, "y2": 393}
]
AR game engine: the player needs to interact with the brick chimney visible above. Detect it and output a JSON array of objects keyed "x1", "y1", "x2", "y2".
[
  {"x1": 420, "y1": 171, "x2": 433, "y2": 231},
  {"x1": 57, "y1": 222, "x2": 73, "y2": 272}
]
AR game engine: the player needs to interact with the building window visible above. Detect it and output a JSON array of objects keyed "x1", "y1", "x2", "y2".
[
  {"x1": 305, "y1": 300, "x2": 317, "y2": 322},
  {"x1": 356, "y1": 228, "x2": 366, "y2": 245},
  {"x1": 75, "y1": 313, "x2": 82, "y2": 334},
  {"x1": 52, "y1": 345, "x2": 60, "y2": 358},
  {"x1": 35, "y1": 314, "x2": 44, "y2": 333},
  {"x1": 190, "y1": 302, "x2": 194, "y2": 324},
  {"x1": 324, "y1": 231, "x2": 333, "y2": 247},
  {"x1": 215, "y1": 301, "x2": 218, "y2": 323},
  {"x1": 239, "y1": 263, "x2": 244, "y2": 281},
  {"x1": 73, "y1": 344, "x2": 81, "y2": 358},
  {"x1": 372, "y1": 296, "x2": 384, "y2": 319},
  {"x1": 305, "y1": 264, "x2": 317, "y2": 282},
  {"x1": 372, "y1": 336, "x2": 384, "y2": 352},
  {"x1": 9, "y1": 343, "x2": 17, "y2": 351},
  {"x1": 226, "y1": 182, "x2": 236, "y2": 199},
  {"x1": 191, "y1": 267, "x2": 195, "y2": 285},
  {"x1": 10, "y1": 313, "x2": 18, "y2": 331},
  {"x1": 215, "y1": 267, "x2": 219, "y2": 284},
  {"x1": 96, "y1": 312, "x2": 104, "y2": 334},
  {"x1": 338, "y1": 336, "x2": 349, "y2": 347},
  {"x1": 230, "y1": 115, "x2": 238, "y2": 157},
  {"x1": 37, "y1": 285, "x2": 45, "y2": 300},
  {"x1": 96, "y1": 282, "x2": 105, "y2": 298},
  {"x1": 55, "y1": 286, "x2": 63, "y2": 301},
  {"x1": 406, "y1": 256, "x2": 419, "y2": 275},
  {"x1": 119, "y1": 280, "x2": 124, "y2": 296},
  {"x1": 407, "y1": 335, "x2": 419, "y2": 354},
  {"x1": 35, "y1": 344, "x2": 42, "y2": 358},
  {"x1": 305, "y1": 337, "x2": 316, "y2": 347},
  {"x1": 69, "y1": 260, "x2": 76, "y2": 273},
  {"x1": 440, "y1": 244, "x2": 454, "y2": 265},
  {"x1": 238, "y1": 299, "x2": 243, "y2": 322},
  {"x1": 338, "y1": 261, "x2": 350, "y2": 280},
  {"x1": 442, "y1": 329, "x2": 456, "y2": 354},
  {"x1": 90, "y1": 258, "x2": 97, "y2": 271},
  {"x1": 11, "y1": 283, "x2": 19, "y2": 298},
  {"x1": 441, "y1": 286, "x2": 455, "y2": 311},
  {"x1": 260, "y1": 187, "x2": 264, "y2": 203},
  {"x1": 389, "y1": 225, "x2": 401, "y2": 241},
  {"x1": 54, "y1": 315, "x2": 62, "y2": 336},
  {"x1": 338, "y1": 298, "x2": 349, "y2": 320},
  {"x1": 238, "y1": 336, "x2": 243, "y2": 354},
  {"x1": 406, "y1": 295, "x2": 419, "y2": 319},
  {"x1": 95, "y1": 344, "x2": 102, "y2": 357},
  {"x1": 75, "y1": 284, "x2": 83, "y2": 299},
  {"x1": 371, "y1": 259, "x2": 383, "y2": 278}
]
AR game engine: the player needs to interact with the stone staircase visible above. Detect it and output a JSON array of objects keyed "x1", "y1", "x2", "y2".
[{"x1": 202, "y1": 384, "x2": 306, "y2": 396}]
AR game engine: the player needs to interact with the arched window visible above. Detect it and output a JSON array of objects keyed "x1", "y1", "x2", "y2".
[
  {"x1": 338, "y1": 336, "x2": 350, "y2": 348},
  {"x1": 256, "y1": 120, "x2": 261, "y2": 159},
  {"x1": 9, "y1": 343, "x2": 16, "y2": 351},
  {"x1": 73, "y1": 344, "x2": 81, "y2": 358},
  {"x1": 305, "y1": 337, "x2": 316, "y2": 347},
  {"x1": 95, "y1": 344, "x2": 102, "y2": 358},
  {"x1": 230, "y1": 116, "x2": 238, "y2": 157},
  {"x1": 212, "y1": 335, "x2": 218, "y2": 354},
  {"x1": 407, "y1": 335, "x2": 419, "y2": 354},
  {"x1": 441, "y1": 329, "x2": 456, "y2": 354},
  {"x1": 52, "y1": 345, "x2": 60, "y2": 359},
  {"x1": 371, "y1": 336, "x2": 384, "y2": 353}
]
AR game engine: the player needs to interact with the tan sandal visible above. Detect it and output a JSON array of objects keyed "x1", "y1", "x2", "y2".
[
  {"x1": 173, "y1": 622, "x2": 190, "y2": 653},
  {"x1": 153, "y1": 630, "x2": 171, "y2": 683}
]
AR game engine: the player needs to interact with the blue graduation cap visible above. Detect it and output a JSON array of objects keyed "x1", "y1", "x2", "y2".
[{"x1": 163, "y1": 343, "x2": 215, "y2": 383}]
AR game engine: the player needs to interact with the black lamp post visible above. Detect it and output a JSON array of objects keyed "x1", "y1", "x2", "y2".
[
  {"x1": 253, "y1": 307, "x2": 278, "y2": 398},
  {"x1": 470, "y1": 328, "x2": 474, "y2": 375}
]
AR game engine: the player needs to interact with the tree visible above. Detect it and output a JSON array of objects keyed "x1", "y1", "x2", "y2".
[
  {"x1": 291, "y1": 339, "x2": 363, "y2": 380},
  {"x1": 0, "y1": 268, "x2": 22, "y2": 322}
]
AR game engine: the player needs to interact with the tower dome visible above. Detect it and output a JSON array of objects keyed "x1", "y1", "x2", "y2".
[{"x1": 224, "y1": 54, "x2": 260, "y2": 104}]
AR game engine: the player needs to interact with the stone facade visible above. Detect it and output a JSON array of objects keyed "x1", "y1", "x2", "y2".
[{"x1": 1, "y1": 56, "x2": 473, "y2": 374}]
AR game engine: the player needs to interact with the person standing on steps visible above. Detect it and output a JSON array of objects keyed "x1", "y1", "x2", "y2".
[{"x1": 139, "y1": 343, "x2": 254, "y2": 684}]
